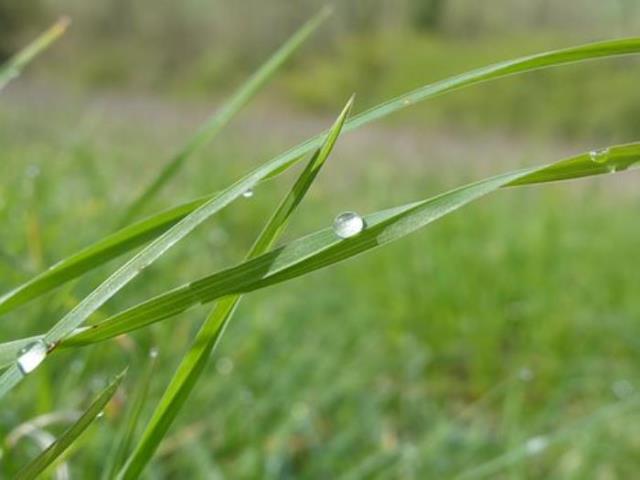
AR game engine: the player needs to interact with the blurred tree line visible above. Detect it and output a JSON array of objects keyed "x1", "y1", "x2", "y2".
[
  {"x1": 3, "y1": 0, "x2": 636, "y2": 64},
  {"x1": 2, "y1": 0, "x2": 639, "y2": 96}
]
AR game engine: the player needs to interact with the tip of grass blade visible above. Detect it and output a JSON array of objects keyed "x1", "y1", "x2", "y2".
[
  {"x1": 318, "y1": 4, "x2": 335, "y2": 20},
  {"x1": 56, "y1": 16, "x2": 72, "y2": 32},
  {"x1": 346, "y1": 92, "x2": 356, "y2": 112}
]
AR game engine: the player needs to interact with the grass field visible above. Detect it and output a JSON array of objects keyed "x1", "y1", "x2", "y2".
[{"x1": 1, "y1": 79, "x2": 639, "y2": 478}]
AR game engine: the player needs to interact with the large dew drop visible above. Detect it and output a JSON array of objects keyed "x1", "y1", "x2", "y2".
[
  {"x1": 333, "y1": 211, "x2": 365, "y2": 239},
  {"x1": 16, "y1": 340, "x2": 48, "y2": 375}
]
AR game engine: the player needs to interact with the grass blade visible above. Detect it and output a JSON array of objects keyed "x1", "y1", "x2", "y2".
[
  {"x1": 2, "y1": 37, "x2": 640, "y2": 316},
  {"x1": 14, "y1": 369, "x2": 125, "y2": 480},
  {"x1": 118, "y1": 96, "x2": 354, "y2": 479},
  {"x1": 63, "y1": 143, "x2": 640, "y2": 347},
  {"x1": 0, "y1": 17, "x2": 70, "y2": 92},
  {"x1": 0, "y1": 195, "x2": 213, "y2": 316},
  {"x1": 102, "y1": 351, "x2": 158, "y2": 479},
  {"x1": 120, "y1": 7, "x2": 331, "y2": 224}
]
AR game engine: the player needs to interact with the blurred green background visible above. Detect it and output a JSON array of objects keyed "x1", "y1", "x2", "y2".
[{"x1": 1, "y1": 1, "x2": 640, "y2": 478}]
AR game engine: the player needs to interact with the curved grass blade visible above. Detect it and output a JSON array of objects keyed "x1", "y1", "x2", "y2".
[
  {"x1": 14, "y1": 369, "x2": 125, "y2": 480},
  {"x1": 118, "y1": 96, "x2": 354, "y2": 479},
  {"x1": 64, "y1": 143, "x2": 640, "y2": 347},
  {"x1": 120, "y1": 7, "x2": 332, "y2": 224},
  {"x1": 3, "y1": 38, "x2": 640, "y2": 317},
  {"x1": 0, "y1": 17, "x2": 70, "y2": 92}
]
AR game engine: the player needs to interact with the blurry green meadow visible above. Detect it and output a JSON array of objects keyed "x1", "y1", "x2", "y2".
[{"x1": 2, "y1": 1, "x2": 640, "y2": 479}]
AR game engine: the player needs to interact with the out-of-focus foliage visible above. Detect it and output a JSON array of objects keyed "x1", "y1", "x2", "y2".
[
  {"x1": 0, "y1": 1, "x2": 45, "y2": 59},
  {"x1": 3, "y1": 0, "x2": 640, "y2": 139}
]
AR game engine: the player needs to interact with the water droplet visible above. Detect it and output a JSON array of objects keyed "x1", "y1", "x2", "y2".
[
  {"x1": 97, "y1": 411, "x2": 105, "y2": 419},
  {"x1": 149, "y1": 347, "x2": 159, "y2": 359},
  {"x1": 216, "y1": 357, "x2": 234, "y2": 375},
  {"x1": 403, "y1": 98, "x2": 411, "y2": 106},
  {"x1": 242, "y1": 188, "x2": 254, "y2": 198},
  {"x1": 612, "y1": 379, "x2": 634, "y2": 399},
  {"x1": 589, "y1": 148, "x2": 609, "y2": 164},
  {"x1": 525, "y1": 435, "x2": 548, "y2": 455},
  {"x1": 333, "y1": 211, "x2": 365, "y2": 239},
  {"x1": 16, "y1": 340, "x2": 48, "y2": 375}
]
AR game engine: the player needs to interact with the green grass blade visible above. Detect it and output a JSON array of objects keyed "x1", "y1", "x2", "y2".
[
  {"x1": 0, "y1": 195, "x2": 213, "y2": 316},
  {"x1": 102, "y1": 352, "x2": 158, "y2": 480},
  {"x1": 120, "y1": 7, "x2": 331, "y2": 224},
  {"x1": 2, "y1": 37, "x2": 640, "y2": 316},
  {"x1": 64, "y1": 143, "x2": 640, "y2": 347},
  {"x1": 0, "y1": 17, "x2": 70, "y2": 92},
  {"x1": 14, "y1": 369, "x2": 125, "y2": 480},
  {"x1": 118, "y1": 97, "x2": 354, "y2": 479}
]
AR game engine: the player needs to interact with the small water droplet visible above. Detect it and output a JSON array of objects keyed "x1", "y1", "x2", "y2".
[
  {"x1": 216, "y1": 357, "x2": 234, "y2": 375},
  {"x1": 149, "y1": 347, "x2": 159, "y2": 359},
  {"x1": 242, "y1": 188, "x2": 254, "y2": 198},
  {"x1": 403, "y1": 98, "x2": 411, "y2": 105},
  {"x1": 525, "y1": 435, "x2": 548, "y2": 455},
  {"x1": 589, "y1": 147, "x2": 610, "y2": 164},
  {"x1": 97, "y1": 411, "x2": 105, "y2": 419},
  {"x1": 333, "y1": 211, "x2": 365, "y2": 239},
  {"x1": 16, "y1": 340, "x2": 48, "y2": 375}
]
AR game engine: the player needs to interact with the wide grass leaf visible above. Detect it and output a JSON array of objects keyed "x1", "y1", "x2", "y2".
[
  {"x1": 118, "y1": 96, "x2": 354, "y2": 479},
  {"x1": 14, "y1": 369, "x2": 125, "y2": 480},
  {"x1": 2, "y1": 37, "x2": 640, "y2": 316},
  {"x1": 63, "y1": 143, "x2": 640, "y2": 346}
]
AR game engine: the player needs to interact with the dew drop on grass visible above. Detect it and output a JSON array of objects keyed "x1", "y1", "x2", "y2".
[
  {"x1": 149, "y1": 347, "x2": 159, "y2": 359},
  {"x1": 242, "y1": 188, "x2": 254, "y2": 198},
  {"x1": 333, "y1": 211, "x2": 365, "y2": 239},
  {"x1": 16, "y1": 340, "x2": 48, "y2": 375},
  {"x1": 97, "y1": 411, "x2": 105, "y2": 419},
  {"x1": 589, "y1": 147, "x2": 610, "y2": 164}
]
